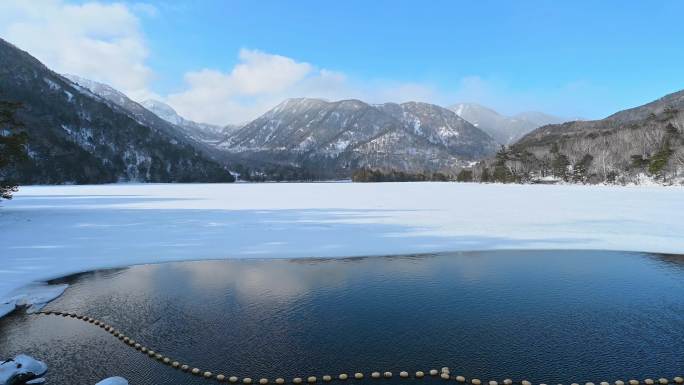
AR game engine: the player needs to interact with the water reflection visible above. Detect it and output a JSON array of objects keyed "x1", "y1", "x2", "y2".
[{"x1": 2, "y1": 251, "x2": 684, "y2": 385}]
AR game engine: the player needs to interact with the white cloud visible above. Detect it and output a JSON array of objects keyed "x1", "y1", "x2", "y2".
[
  {"x1": 131, "y1": 2, "x2": 158, "y2": 17},
  {"x1": 0, "y1": 1, "x2": 600, "y2": 125},
  {"x1": 166, "y1": 49, "x2": 320, "y2": 125},
  {"x1": 167, "y1": 51, "x2": 605, "y2": 126},
  {"x1": 229, "y1": 49, "x2": 313, "y2": 95},
  {"x1": 0, "y1": 0, "x2": 155, "y2": 100},
  {"x1": 167, "y1": 49, "x2": 445, "y2": 125}
]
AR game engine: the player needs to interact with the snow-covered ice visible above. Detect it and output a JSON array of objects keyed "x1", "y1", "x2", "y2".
[
  {"x1": 0, "y1": 283, "x2": 68, "y2": 318},
  {"x1": 1, "y1": 182, "x2": 683, "y2": 313}
]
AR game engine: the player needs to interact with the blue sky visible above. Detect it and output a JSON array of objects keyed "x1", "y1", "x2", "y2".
[{"x1": 2, "y1": 0, "x2": 683, "y2": 124}]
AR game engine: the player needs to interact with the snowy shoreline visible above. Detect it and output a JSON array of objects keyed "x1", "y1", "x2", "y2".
[{"x1": 1, "y1": 182, "x2": 683, "y2": 317}]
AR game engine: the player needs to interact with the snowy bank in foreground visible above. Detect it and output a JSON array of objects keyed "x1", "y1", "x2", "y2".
[
  {"x1": 0, "y1": 354, "x2": 126, "y2": 385},
  {"x1": 1, "y1": 182, "x2": 683, "y2": 312},
  {"x1": 0, "y1": 354, "x2": 47, "y2": 384},
  {"x1": 0, "y1": 283, "x2": 68, "y2": 318}
]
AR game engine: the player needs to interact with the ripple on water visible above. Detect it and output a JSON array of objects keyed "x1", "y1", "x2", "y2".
[{"x1": 1, "y1": 250, "x2": 684, "y2": 385}]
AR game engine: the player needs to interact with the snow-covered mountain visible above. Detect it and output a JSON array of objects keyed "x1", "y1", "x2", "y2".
[
  {"x1": 141, "y1": 99, "x2": 239, "y2": 145},
  {"x1": 63, "y1": 75, "x2": 236, "y2": 147},
  {"x1": 0, "y1": 38, "x2": 233, "y2": 184},
  {"x1": 140, "y1": 99, "x2": 184, "y2": 125},
  {"x1": 62, "y1": 74, "x2": 197, "y2": 142},
  {"x1": 450, "y1": 103, "x2": 571, "y2": 145},
  {"x1": 26, "y1": 65, "x2": 500, "y2": 180},
  {"x1": 222, "y1": 98, "x2": 498, "y2": 178}
]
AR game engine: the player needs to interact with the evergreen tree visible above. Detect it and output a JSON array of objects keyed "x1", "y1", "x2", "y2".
[
  {"x1": 630, "y1": 154, "x2": 649, "y2": 169},
  {"x1": 663, "y1": 105, "x2": 679, "y2": 118},
  {"x1": 551, "y1": 153, "x2": 570, "y2": 181},
  {"x1": 648, "y1": 143, "x2": 673, "y2": 178},
  {"x1": 572, "y1": 154, "x2": 594, "y2": 183},
  {"x1": 493, "y1": 146, "x2": 514, "y2": 183},
  {"x1": 480, "y1": 167, "x2": 491, "y2": 182},
  {"x1": 431, "y1": 172, "x2": 449, "y2": 182},
  {"x1": 0, "y1": 101, "x2": 28, "y2": 200},
  {"x1": 550, "y1": 144, "x2": 570, "y2": 181},
  {"x1": 456, "y1": 169, "x2": 473, "y2": 182}
]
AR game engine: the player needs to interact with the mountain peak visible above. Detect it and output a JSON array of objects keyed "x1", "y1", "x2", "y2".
[
  {"x1": 225, "y1": 97, "x2": 498, "y2": 178},
  {"x1": 512, "y1": 111, "x2": 566, "y2": 126},
  {"x1": 450, "y1": 103, "x2": 502, "y2": 118},
  {"x1": 450, "y1": 103, "x2": 567, "y2": 145},
  {"x1": 139, "y1": 99, "x2": 235, "y2": 141},
  {"x1": 140, "y1": 99, "x2": 182, "y2": 125},
  {"x1": 273, "y1": 97, "x2": 328, "y2": 110},
  {"x1": 141, "y1": 99, "x2": 176, "y2": 113},
  {"x1": 63, "y1": 74, "x2": 129, "y2": 106},
  {"x1": 400, "y1": 101, "x2": 440, "y2": 109}
]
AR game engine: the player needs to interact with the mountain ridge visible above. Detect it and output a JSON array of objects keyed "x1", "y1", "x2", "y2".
[
  {"x1": 220, "y1": 97, "x2": 498, "y2": 178},
  {"x1": 0, "y1": 37, "x2": 234, "y2": 184},
  {"x1": 9, "y1": 36, "x2": 680, "y2": 185},
  {"x1": 140, "y1": 99, "x2": 240, "y2": 145},
  {"x1": 450, "y1": 102, "x2": 571, "y2": 145},
  {"x1": 470, "y1": 89, "x2": 684, "y2": 184}
]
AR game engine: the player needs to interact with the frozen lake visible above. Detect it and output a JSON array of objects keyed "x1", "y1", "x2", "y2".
[
  {"x1": 2, "y1": 251, "x2": 684, "y2": 384},
  {"x1": 1, "y1": 182, "x2": 684, "y2": 305}
]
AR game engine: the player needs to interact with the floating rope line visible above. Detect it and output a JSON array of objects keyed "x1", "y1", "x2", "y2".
[{"x1": 35, "y1": 310, "x2": 684, "y2": 385}]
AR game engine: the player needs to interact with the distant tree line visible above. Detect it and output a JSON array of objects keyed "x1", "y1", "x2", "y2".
[
  {"x1": 232, "y1": 163, "x2": 319, "y2": 182},
  {"x1": 352, "y1": 168, "x2": 452, "y2": 182}
]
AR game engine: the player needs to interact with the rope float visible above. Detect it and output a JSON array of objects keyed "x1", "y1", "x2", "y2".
[{"x1": 35, "y1": 310, "x2": 684, "y2": 385}]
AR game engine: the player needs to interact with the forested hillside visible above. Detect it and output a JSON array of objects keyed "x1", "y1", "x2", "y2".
[
  {"x1": 0, "y1": 38, "x2": 234, "y2": 184},
  {"x1": 470, "y1": 91, "x2": 684, "y2": 185}
]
